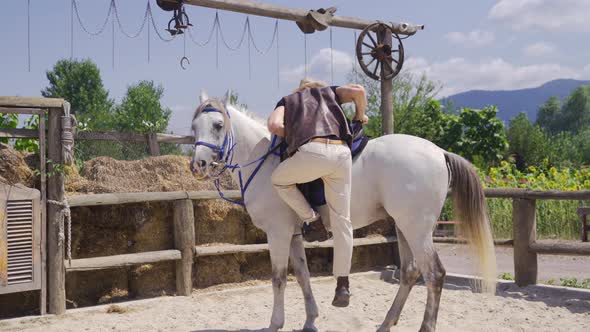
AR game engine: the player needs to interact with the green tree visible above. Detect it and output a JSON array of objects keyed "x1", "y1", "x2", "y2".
[
  {"x1": 536, "y1": 96, "x2": 562, "y2": 134},
  {"x1": 506, "y1": 113, "x2": 548, "y2": 170},
  {"x1": 561, "y1": 85, "x2": 590, "y2": 133},
  {"x1": 444, "y1": 107, "x2": 508, "y2": 167},
  {"x1": 114, "y1": 80, "x2": 171, "y2": 134},
  {"x1": 41, "y1": 59, "x2": 114, "y2": 130}
]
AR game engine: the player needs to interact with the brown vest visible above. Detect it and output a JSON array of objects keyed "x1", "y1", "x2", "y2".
[{"x1": 283, "y1": 86, "x2": 352, "y2": 156}]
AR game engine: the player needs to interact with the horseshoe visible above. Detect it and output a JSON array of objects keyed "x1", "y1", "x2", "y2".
[{"x1": 180, "y1": 56, "x2": 190, "y2": 70}]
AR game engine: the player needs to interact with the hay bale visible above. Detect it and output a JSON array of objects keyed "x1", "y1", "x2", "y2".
[
  {"x1": 194, "y1": 200, "x2": 252, "y2": 245},
  {"x1": 0, "y1": 143, "x2": 33, "y2": 187},
  {"x1": 67, "y1": 155, "x2": 235, "y2": 194},
  {"x1": 65, "y1": 269, "x2": 129, "y2": 308},
  {"x1": 129, "y1": 262, "x2": 175, "y2": 298},
  {"x1": 194, "y1": 256, "x2": 242, "y2": 288}
]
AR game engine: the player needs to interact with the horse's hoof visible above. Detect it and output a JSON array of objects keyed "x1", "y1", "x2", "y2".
[{"x1": 302, "y1": 327, "x2": 318, "y2": 332}]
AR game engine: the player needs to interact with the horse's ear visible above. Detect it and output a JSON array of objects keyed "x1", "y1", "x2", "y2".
[
  {"x1": 199, "y1": 90, "x2": 209, "y2": 104},
  {"x1": 223, "y1": 89, "x2": 232, "y2": 108}
]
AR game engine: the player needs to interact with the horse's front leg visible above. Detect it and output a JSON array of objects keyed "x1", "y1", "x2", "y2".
[
  {"x1": 290, "y1": 234, "x2": 319, "y2": 332},
  {"x1": 267, "y1": 231, "x2": 292, "y2": 332}
]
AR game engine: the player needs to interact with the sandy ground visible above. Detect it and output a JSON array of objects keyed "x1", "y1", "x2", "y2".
[
  {"x1": 2, "y1": 272, "x2": 589, "y2": 332},
  {"x1": 435, "y1": 243, "x2": 590, "y2": 281}
]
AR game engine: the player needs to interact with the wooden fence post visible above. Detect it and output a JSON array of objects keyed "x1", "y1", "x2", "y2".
[
  {"x1": 173, "y1": 199, "x2": 195, "y2": 296},
  {"x1": 513, "y1": 198, "x2": 537, "y2": 286},
  {"x1": 47, "y1": 107, "x2": 65, "y2": 314},
  {"x1": 147, "y1": 133, "x2": 160, "y2": 156}
]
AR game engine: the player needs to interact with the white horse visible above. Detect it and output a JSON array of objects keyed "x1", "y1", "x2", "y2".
[{"x1": 190, "y1": 91, "x2": 496, "y2": 332}]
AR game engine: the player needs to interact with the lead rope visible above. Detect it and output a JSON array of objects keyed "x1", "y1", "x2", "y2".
[{"x1": 47, "y1": 199, "x2": 72, "y2": 266}]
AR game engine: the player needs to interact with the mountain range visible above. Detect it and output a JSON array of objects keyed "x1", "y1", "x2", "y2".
[{"x1": 441, "y1": 79, "x2": 590, "y2": 123}]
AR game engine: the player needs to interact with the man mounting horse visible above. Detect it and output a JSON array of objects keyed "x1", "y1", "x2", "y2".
[
  {"x1": 190, "y1": 83, "x2": 496, "y2": 331},
  {"x1": 267, "y1": 79, "x2": 368, "y2": 308}
]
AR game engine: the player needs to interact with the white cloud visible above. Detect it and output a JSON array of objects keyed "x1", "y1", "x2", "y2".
[
  {"x1": 404, "y1": 57, "x2": 590, "y2": 97},
  {"x1": 445, "y1": 30, "x2": 495, "y2": 47},
  {"x1": 281, "y1": 48, "x2": 353, "y2": 83},
  {"x1": 489, "y1": 0, "x2": 590, "y2": 31},
  {"x1": 522, "y1": 42, "x2": 556, "y2": 57}
]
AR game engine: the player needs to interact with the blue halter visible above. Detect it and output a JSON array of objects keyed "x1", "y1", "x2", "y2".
[{"x1": 193, "y1": 106, "x2": 280, "y2": 207}]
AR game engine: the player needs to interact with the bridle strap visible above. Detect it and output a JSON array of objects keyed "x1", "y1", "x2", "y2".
[{"x1": 192, "y1": 106, "x2": 280, "y2": 207}]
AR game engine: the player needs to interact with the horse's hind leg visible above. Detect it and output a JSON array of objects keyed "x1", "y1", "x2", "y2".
[
  {"x1": 377, "y1": 227, "x2": 421, "y2": 332},
  {"x1": 402, "y1": 227, "x2": 446, "y2": 332},
  {"x1": 267, "y1": 231, "x2": 292, "y2": 332},
  {"x1": 290, "y1": 235, "x2": 319, "y2": 332}
]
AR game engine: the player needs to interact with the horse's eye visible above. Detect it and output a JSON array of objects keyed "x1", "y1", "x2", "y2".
[{"x1": 213, "y1": 121, "x2": 223, "y2": 131}]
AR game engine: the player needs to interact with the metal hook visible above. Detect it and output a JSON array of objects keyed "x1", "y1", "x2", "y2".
[{"x1": 180, "y1": 56, "x2": 190, "y2": 70}]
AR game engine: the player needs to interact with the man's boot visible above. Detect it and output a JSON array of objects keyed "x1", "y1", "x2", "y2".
[
  {"x1": 302, "y1": 218, "x2": 330, "y2": 242},
  {"x1": 332, "y1": 276, "x2": 351, "y2": 307}
]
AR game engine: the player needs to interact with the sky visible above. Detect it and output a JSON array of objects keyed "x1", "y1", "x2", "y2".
[{"x1": 1, "y1": 0, "x2": 590, "y2": 135}]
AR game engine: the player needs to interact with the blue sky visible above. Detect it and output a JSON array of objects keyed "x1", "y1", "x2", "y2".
[{"x1": 1, "y1": 0, "x2": 590, "y2": 134}]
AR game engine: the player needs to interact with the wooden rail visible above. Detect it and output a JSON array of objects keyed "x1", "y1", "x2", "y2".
[
  {"x1": 529, "y1": 240, "x2": 590, "y2": 255},
  {"x1": 65, "y1": 250, "x2": 182, "y2": 272},
  {"x1": 67, "y1": 190, "x2": 241, "y2": 207},
  {"x1": 0, "y1": 96, "x2": 64, "y2": 108},
  {"x1": 194, "y1": 236, "x2": 397, "y2": 257}
]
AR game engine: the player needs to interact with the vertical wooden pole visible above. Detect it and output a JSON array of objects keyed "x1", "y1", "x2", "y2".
[
  {"x1": 174, "y1": 199, "x2": 195, "y2": 296},
  {"x1": 378, "y1": 27, "x2": 394, "y2": 135},
  {"x1": 512, "y1": 198, "x2": 537, "y2": 286},
  {"x1": 39, "y1": 111, "x2": 47, "y2": 315},
  {"x1": 147, "y1": 133, "x2": 161, "y2": 156},
  {"x1": 47, "y1": 107, "x2": 65, "y2": 314}
]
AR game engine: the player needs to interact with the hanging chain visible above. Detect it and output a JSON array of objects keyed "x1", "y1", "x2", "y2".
[
  {"x1": 70, "y1": 0, "x2": 74, "y2": 59},
  {"x1": 148, "y1": 2, "x2": 175, "y2": 42},
  {"x1": 215, "y1": 11, "x2": 219, "y2": 69},
  {"x1": 112, "y1": 0, "x2": 149, "y2": 39},
  {"x1": 27, "y1": 0, "x2": 31, "y2": 71},
  {"x1": 147, "y1": 14, "x2": 150, "y2": 63},
  {"x1": 353, "y1": 30, "x2": 358, "y2": 83},
  {"x1": 187, "y1": 12, "x2": 217, "y2": 47},
  {"x1": 330, "y1": 27, "x2": 334, "y2": 84},
  {"x1": 217, "y1": 14, "x2": 248, "y2": 51},
  {"x1": 304, "y1": 33, "x2": 308, "y2": 78},
  {"x1": 276, "y1": 20, "x2": 280, "y2": 89},
  {"x1": 112, "y1": 9, "x2": 115, "y2": 70},
  {"x1": 247, "y1": 18, "x2": 252, "y2": 79},
  {"x1": 247, "y1": 17, "x2": 279, "y2": 55},
  {"x1": 72, "y1": 0, "x2": 113, "y2": 36}
]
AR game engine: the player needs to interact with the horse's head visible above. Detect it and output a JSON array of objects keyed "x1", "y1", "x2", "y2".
[{"x1": 190, "y1": 90, "x2": 232, "y2": 178}]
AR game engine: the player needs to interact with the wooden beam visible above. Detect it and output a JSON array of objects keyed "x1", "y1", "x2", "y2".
[
  {"x1": 513, "y1": 198, "x2": 537, "y2": 286},
  {"x1": 47, "y1": 107, "x2": 65, "y2": 315},
  {"x1": 379, "y1": 27, "x2": 394, "y2": 135},
  {"x1": 0, "y1": 97, "x2": 64, "y2": 109},
  {"x1": 483, "y1": 188, "x2": 590, "y2": 200},
  {"x1": 67, "y1": 191, "x2": 189, "y2": 207},
  {"x1": 0, "y1": 107, "x2": 46, "y2": 115},
  {"x1": 66, "y1": 190, "x2": 242, "y2": 207},
  {"x1": 0, "y1": 128, "x2": 38, "y2": 139},
  {"x1": 74, "y1": 131, "x2": 194, "y2": 145},
  {"x1": 65, "y1": 250, "x2": 182, "y2": 272},
  {"x1": 179, "y1": 0, "x2": 424, "y2": 34},
  {"x1": 173, "y1": 200, "x2": 195, "y2": 296},
  {"x1": 195, "y1": 236, "x2": 397, "y2": 257},
  {"x1": 529, "y1": 240, "x2": 590, "y2": 256},
  {"x1": 39, "y1": 111, "x2": 47, "y2": 315}
]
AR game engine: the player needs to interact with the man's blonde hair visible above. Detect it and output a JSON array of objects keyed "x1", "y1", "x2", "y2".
[{"x1": 293, "y1": 79, "x2": 328, "y2": 93}]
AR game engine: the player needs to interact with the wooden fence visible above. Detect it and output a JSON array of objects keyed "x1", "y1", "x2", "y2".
[{"x1": 2, "y1": 96, "x2": 590, "y2": 316}]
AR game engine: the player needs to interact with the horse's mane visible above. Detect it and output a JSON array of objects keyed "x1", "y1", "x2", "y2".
[{"x1": 192, "y1": 97, "x2": 269, "y2": 134}]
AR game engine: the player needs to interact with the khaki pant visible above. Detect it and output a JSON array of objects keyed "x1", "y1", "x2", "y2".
[{"x1": 271, "y1": 141, "x2": 353, "y2": 277}]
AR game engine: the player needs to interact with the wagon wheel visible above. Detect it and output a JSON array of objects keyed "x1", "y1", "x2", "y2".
[{"x1": 356, "y1": 23, "x2": 404, "y2": 81}]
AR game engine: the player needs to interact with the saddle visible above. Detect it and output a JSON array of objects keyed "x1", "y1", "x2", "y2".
[{"x1": 280, "y1": 120, "x2": 369, "y2": 207}]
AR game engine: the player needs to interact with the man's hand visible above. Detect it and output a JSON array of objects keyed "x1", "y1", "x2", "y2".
[
  {"x1": 355, "y1": 114, "x2": 369, "y2": 125},
  {"x1": 335, "y1": 84, "x2": 367, "y2": 125},
  {"x1": 267, "y1": 105, "x2": 286, "y2": 137}
]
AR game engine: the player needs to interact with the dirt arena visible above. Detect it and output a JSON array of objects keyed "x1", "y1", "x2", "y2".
[{"x1": 2, "y1": 271, "x2": 589, "y2": 332}]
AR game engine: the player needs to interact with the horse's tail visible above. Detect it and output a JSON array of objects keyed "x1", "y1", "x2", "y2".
[{"x1": 445, "y1": 152, "x2": 497, "y2": 293}]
